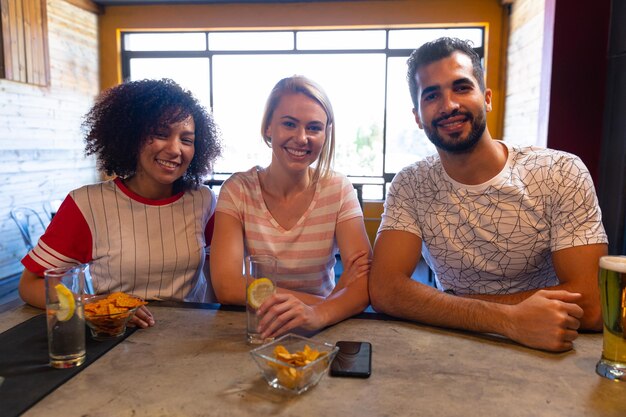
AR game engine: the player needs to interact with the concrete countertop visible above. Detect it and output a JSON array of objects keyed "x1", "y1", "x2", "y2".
[{"x1": 3, "y1": 303, "x2": 625, "y2": 417}]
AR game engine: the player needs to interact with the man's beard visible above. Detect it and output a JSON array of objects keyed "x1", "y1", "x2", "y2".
[{"x1": 423, "y1": 108, "x2": 487, "y2": 154}]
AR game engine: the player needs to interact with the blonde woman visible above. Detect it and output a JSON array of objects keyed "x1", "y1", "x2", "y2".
[{"x1": 211, "y1": 76, "x2": 371, "y2": 339}]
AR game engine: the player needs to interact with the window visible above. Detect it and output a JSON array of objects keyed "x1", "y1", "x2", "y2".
[
  {"x1": 122, "y1": 27, "x2": 485, "y2": 199},
  {"x1": 0, "y1": 0, "x2": 49, "y2": 85}
]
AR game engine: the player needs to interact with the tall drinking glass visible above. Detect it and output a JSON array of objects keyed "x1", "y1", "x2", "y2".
[
  {"x1": 44, "y1": 264, "x2": 88, "y2": 368},
  {"x1": 596, "y1": 255, "x2": 626, "y2": 381},
  {"x1": 245, "y1": 255, "x2": 277, "y2": 344}
]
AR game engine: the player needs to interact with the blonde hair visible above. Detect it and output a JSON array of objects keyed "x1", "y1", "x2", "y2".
[{"x1": 260, "y1": 75, "x2": 335, "y2": 182}]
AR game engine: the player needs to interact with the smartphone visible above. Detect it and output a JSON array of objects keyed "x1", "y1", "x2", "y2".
[{"x1": 329, "y1": 341, "x2": 372, "y2": 378}]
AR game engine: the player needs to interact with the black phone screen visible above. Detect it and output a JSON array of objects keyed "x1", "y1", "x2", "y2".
[{"x1": 330, "y1": 341, "x2": 372, "y2": 378}]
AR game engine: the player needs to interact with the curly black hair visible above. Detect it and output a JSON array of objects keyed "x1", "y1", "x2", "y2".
[
  {"x1": 83, "y1": 78, "x2": 221, "y2": 191},
  {"x1": 407, "y1": 37, "x2": 485, "y2": 110}
]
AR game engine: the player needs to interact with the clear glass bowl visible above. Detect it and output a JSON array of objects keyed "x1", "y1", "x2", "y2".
[
  {"x1": 84, "y1": 294, "x2": 142, "y2": 341},
  {"x1": 250, "y1": 333, "x2": 339, "y2": 394}
]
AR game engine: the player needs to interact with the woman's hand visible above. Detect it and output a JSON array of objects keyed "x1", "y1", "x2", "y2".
[
  {"x1": 256, "y1": 293, "x2": 324, "y2": 339},
  {"x1": 333, "y1": 250, "x2": 371, "y2": 292},
  {"x1": 129, "y1": 305, "x2": 155, "y2": 329}
]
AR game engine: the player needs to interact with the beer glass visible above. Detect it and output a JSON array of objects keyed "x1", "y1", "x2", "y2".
[
  {"x1": 596, "y1": 255, "x2": 626, "y2": 381},
  {"x1": 245, "y1": 255, "x2": 277, "y2": 344},
  {"x1": 45, "y1": 264, "x2": 89, "y2": 368}
]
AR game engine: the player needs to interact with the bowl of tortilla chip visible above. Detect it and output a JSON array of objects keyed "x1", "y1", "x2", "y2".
[
  {"x1": 250, "y1": 334, "x2": 338, "y2": 394},
  {"x1": 84, "y1": 292, "x2": 147, "y2": 340}
]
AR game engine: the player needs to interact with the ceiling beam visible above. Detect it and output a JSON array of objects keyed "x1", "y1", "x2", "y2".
[{"x1": 65, "y1": 0, "x2": 105, "y2": 14}]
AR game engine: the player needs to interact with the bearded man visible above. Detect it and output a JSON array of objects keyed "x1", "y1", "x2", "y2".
[{"x1": 370, "y1": 37, "x2": 608, "y2": 352}]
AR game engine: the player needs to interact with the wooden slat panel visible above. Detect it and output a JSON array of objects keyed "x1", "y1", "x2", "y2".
[
  {"x1": 37, "y1": 0, "x2": 49, "y2": 85},
  {"x1": 22, "y1": 0, "x2": 33, "y2": 83},
  {"x1": 0, "y1": 0, "x2": 50, "y2": 85},
  {"x1": 13, "y1": 0, "x2": 26, "y2": 82},
  {"x1": 6, "y1": 0, "x2": 19, "y2": 80},
  {"x1": 1, "y1": 0, "x2": 13, "y2": 79},
  {"x1": 0, "y1": 0, "x2": 8, "y2": 78}
]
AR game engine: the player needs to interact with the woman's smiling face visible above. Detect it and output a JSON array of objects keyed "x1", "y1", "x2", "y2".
[
  {"x1": 133, "y1": 114, "x2": 196, "y2": 198},
  {"x1": 265, "y1": 92, "x2": 328, "y2": 174}
]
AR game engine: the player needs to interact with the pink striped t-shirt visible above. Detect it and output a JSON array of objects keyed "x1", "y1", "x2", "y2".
[{"x1": 216, "y1": 167, "x2": 362, "y2": 297}]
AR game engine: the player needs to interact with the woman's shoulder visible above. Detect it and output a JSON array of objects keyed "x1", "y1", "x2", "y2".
[
  {"x1": 321, "y1": 170, "x2": 351, "y2": 187},
  {"x1": 318, "y1": 171, "x2": 359, "y2": 203},
  {"x1": 222, "y1": 167, "x2": 260, "y2": 190},
  {"x1": 188, "y1": 183, "x2": 216, "y2": 204},
  {"x1": 70, "y1": 179, "x2": 116, "y2": 198}
]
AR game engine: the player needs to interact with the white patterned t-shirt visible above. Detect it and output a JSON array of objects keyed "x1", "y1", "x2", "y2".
[{"x1": 379, "y1": 141, "x2": 608, "y2": 295}]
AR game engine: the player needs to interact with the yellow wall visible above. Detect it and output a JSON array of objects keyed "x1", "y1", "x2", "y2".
[
  {"x1": 98, "y1": 0, "x2": 508, "y2": 245},
  {"x1": 363, "y1": 201, "x2": 385, "y2": 246}
]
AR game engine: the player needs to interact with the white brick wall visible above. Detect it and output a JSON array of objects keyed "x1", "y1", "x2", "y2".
[
  {"x1": 503, "y1": 0, "x2": 546, "y2": 147},
  {"x1": 0, "y1": 0, "x2": 99, "y2": 279}
]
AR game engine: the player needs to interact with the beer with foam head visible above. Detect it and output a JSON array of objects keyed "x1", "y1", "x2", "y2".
[{"x1": 596, "y1": 256, "x2": 626, "y2": 381}]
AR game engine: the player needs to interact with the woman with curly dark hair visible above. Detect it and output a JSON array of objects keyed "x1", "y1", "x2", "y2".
[{"x1": 19, "y1": 79, "x2": 222, "y2": 328}]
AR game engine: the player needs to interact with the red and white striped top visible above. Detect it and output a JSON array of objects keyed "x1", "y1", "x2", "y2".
[
  {"x1": 216, "y1": 167, "x2": 362, "y2": 297},
  {"x1": 22, "y1": 178, "x2": 215, "y2": 302}
]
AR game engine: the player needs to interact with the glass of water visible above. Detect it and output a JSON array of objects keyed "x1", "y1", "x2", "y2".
[
  {"x1": 245, "y1": 255, "x2": 277, "y2": 344},
  {"x1": 44, "y1": 264, "x2": 89, "y2": 368}
]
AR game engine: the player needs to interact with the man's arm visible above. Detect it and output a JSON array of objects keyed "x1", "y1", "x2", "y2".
[
  {"x1": 369, "y1": 230, "x2": 584, "y2": 352},
  {"x1": 462, "y1": 243, "x2": 607, "y2": 330},
  {"x1": 551, "y1": 243, "x2": 606, "y2": 329},
  {"x1": 369, "y1": 230, "x2": 514, "y2": 334}
]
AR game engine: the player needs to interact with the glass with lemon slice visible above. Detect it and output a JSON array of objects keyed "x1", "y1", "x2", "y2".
[
  {"x1": 245, "y1": 255, "x2": 277, "y2": 344},
  {"x1": 44, "y1": 264, "x2": 88, "y2": 368}
]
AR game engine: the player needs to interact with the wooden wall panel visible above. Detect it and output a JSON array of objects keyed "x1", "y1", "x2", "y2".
[
  {"x1": 0, "y1": 0, "x2": 98, "y2": 280},
  {"x1": 23, "y1": 0, "x2": 33, "y2": 83},
  {"x1": 36, "y1": 0, "x2": 49, "y2": 85},
  {"x1": 0, "y1": 1, "x2": 4, "y2": 78},
  {"x1": 3, "y1": 0, "x2": 18, "y2": 80},
  {"x1": 0, "y1": 0, "x2": 49, "y2": 85},
  {"x1": 11, "y1": 0, "x2": 25, "y2": 81}
]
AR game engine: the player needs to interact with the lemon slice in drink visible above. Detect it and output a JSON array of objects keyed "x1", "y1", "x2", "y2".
[
  {"x1": 54, "y1": 283, "x2": 75, "y2": 321},
  {"x1": 246, "y1": 278, "x2": 275, "y2": 309}
]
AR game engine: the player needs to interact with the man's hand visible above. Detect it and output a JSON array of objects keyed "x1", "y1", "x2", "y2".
[{"x1": 504, "y1": 290, "x2": 583, "y2": 352}]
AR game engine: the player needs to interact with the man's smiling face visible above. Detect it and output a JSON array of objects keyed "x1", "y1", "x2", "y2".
[{"x1": 413, "y1": 51, "x2": 492, "y2": 154}]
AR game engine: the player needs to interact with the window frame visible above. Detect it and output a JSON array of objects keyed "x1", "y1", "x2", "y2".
[{"x1": 120, "y1": 27, "x2": 485, "y2": 200}]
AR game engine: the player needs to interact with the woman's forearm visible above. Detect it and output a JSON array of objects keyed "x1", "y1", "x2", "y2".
[
  {"x1": 18, "y1": 269, "x2": 46, "y2": 309},
  {"x1": 314, "y1": 275, "x2": 369, "y2": 327}
]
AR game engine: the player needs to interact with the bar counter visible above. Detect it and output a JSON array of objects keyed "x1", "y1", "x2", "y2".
[{"x1": 2, "y1": 302, "x2": 625, "y2": 417}]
